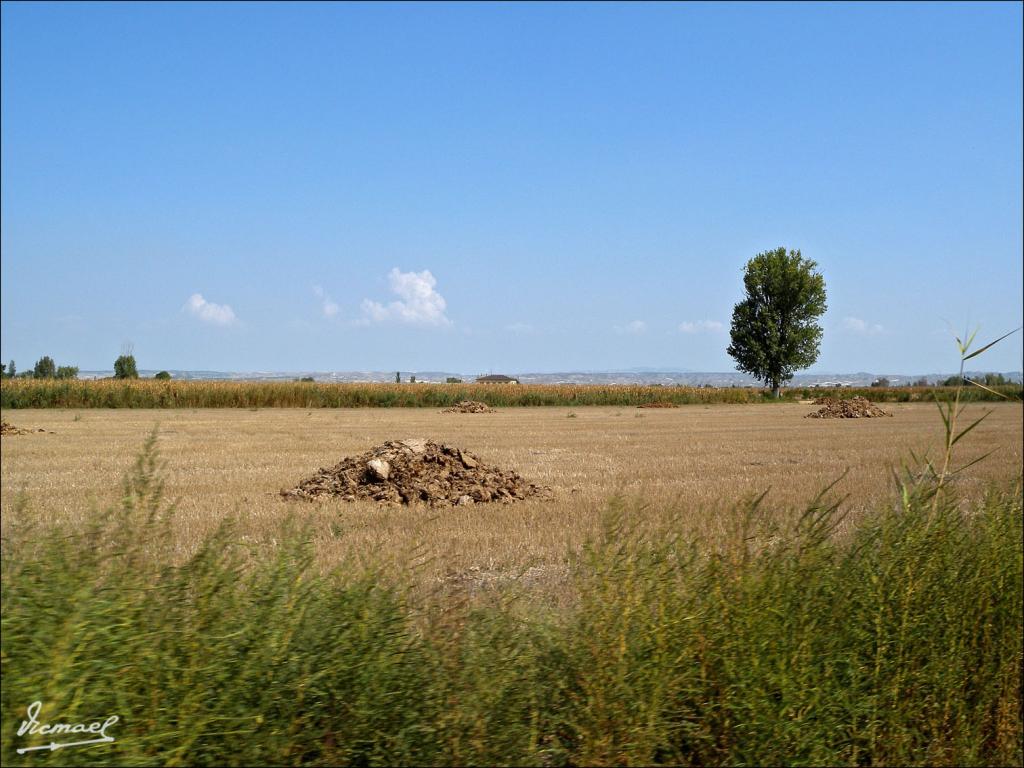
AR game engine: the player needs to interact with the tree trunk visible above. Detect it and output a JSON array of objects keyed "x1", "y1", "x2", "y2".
[{"x1": 771, "y1": 381, "x2": 780, "y2": 399}]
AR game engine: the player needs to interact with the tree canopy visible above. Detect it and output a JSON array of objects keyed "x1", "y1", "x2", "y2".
[
  {"x1": 727, "y1": 248, "x2": 827, "y2": 397},
  {"x1": 114, "y1": 354, "x2": 139, "y2": 379},
  {"x1": 32, "y1": 356, "x2": 57, "y2": 379}
]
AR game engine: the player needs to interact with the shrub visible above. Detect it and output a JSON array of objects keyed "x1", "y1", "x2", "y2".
[
  {"x1": 113, "y1": 354, "x2": 138, "y2": 379},
  {"x1": 154, "y1": 371, "x2": 172, "y2": 380},
  {"x1": 55, "y1": 365, "x2": 79, "y2": 380}
]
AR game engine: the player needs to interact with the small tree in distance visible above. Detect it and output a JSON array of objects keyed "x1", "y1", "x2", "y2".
[
  {"x1": 114, "y1": 354, "x2": 139, "y2": 379},
  {"x1": 154, "y1": 371, "x2": 172, "y2": 380},
  {"x1": 727, "y1": 247, "x2": 827, "y2": 398},
  {"x1": 56, "y1": 366, "x2": 79, "y2": 380},
  {"x1": 33, "y1": 356, "x2": 57, "y2": 379}
]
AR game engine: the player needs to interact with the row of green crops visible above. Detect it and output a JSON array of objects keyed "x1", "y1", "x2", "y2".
[{"x1": 2, "y1": 378, "x2": 1019, "y2": 408}]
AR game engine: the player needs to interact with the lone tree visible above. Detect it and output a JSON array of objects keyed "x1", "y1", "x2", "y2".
[
  {"x1": 727, "y1": 247, "x2": 827, "y2": 398},
  {"x1": 114, "y1": 354, "x2": 139, "y2": 379}
]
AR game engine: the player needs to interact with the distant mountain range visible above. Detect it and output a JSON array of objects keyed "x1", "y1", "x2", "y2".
[{"x1": 75, "y1": 369, "x2": 1023, "y2": 387}]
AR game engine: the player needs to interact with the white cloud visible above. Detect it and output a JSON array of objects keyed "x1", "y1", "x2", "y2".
[
  {"x1": 842, "y1": 316, "x2": 884, "y2": 335},
  {"x1": 678, "y1": 320, "x2": 724, "y2": 334},
  {"x1": 312, "y1": 286, "x2": 340, "y2": 318},
  {"x1": 614, "y1": 320, "x2": 647, "y2": 335},
  {"x1": 360, "y1": 268, "x2": 451, "y2": 326},
  {"x1": 184, "y1": 293, "x2": 237, "y2": 326}
]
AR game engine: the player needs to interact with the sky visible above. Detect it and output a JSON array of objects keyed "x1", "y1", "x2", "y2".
[{"x1": 2, "y1": 1, "x2": 1022, "y2": 375}]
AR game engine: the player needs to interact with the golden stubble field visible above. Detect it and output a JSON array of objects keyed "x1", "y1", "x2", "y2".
[{"x1": 2, "y1": 403, "x2": 1021, "y2": 591}]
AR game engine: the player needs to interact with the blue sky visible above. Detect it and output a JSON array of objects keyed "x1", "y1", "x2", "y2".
[{"x1": 2, "y1": 1, "x2": 1021, "y2": 374}]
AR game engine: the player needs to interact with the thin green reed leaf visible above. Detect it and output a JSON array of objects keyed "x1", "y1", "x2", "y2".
[
  {"x1": 962, "y1": 327, "x2": 979, "y2": 353},
  {"x1": 936, "y1": 400, "x2": 951, "y2": 432},
  {"x1": 948, "y1": 449, "x2": 999, "y2": 478},
  {"x1": 950, "y1": 410, "x2": 991, "y2": 447},
  {"x1": 963, "y1": 377, "x2": 1015, "y2": 400},
  {"x1": 961, "y1": 327, "x2": 1021, "y2": 362}
]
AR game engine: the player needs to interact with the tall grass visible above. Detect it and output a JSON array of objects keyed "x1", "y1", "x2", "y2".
[
  {"x1": 2, "y1": 433, "x2": 1020, "y2": 766},
  {"x1": 2, "y1": 378, "x2": 1019, "y2": 409}
]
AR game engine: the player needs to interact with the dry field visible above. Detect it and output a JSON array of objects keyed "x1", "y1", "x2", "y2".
[{"x1": 2, "y1": 403, "x2": 1021, "y2": 591}]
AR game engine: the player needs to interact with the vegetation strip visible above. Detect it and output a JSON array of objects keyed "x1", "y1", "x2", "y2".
[{"x1": 1, "y1": 379, "x2": 1020, "y2": 409}]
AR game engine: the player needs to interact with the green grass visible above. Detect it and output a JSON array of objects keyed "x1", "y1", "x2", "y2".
[
  {"x1": 2, "y1": 433, "x2": 1020, "y2": 766},
  {"x1": 1, "y1": 377, "x2": 1019, "y2": 409}
]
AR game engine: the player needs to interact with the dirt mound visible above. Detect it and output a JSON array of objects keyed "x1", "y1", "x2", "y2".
[
  {"x1": 805, "y1": 396, "x2": 892, "y2": 419},
  {"x1": 637, "y1": 402, "x2": 680, "y2": 409},
  {"x1": 442, "y1": 400, "x2": 495, "y2": 413},
  {"x1": 1, "y1": 421, "x2": 50, "y2": 436},
  {"x1": 281, "y1": 438, "x2": 551, "y2": 506}
]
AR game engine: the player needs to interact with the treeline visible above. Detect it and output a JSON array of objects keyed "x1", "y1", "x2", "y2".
[
  {"x1": 873, "y1": 373, "x2": 1014, "y2": 388},
  {"x1": 1, "y1": 356, "x2": 78, "y2": 380},
  {"x1": 0, "y1": 353, "x2": 174, "y2": 382},
  {"x1": 2, "y1": 436, "x2": 1020, "y2": 766},
  {"x1": 1, "y1": 378, "x2": 1020, "y2": 409}
]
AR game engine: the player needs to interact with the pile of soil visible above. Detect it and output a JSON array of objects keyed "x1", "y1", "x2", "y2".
[
  {"x1": 805, "y1": 396, "x2": 892, "y2": 419},
  {"x1": 637, "y1": 402, "x2": 680, "y2": 409},
  {"x1": 0, "y1": 421, "x2": 49, "y2": 436},
  {"x1": 281, "y1": 438, "x2": 551, "y2": 506},
  {"x1": 442, "y1": 400, "x2": 495, "y2": 413}
]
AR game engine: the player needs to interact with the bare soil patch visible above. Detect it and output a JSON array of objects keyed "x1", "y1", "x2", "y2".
[
  {"x1": 281, "y1": 438, "x2": 551, "y2": 506},
  {"x1": 806, "y1": 396, "x2": 892, "y2": 419},
  {"x1": 637, "y1": 402, "x2": 680, "y2": 409},
  {"x1": 442, "y1": 401, "x2": 495, "y2": 414}
]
